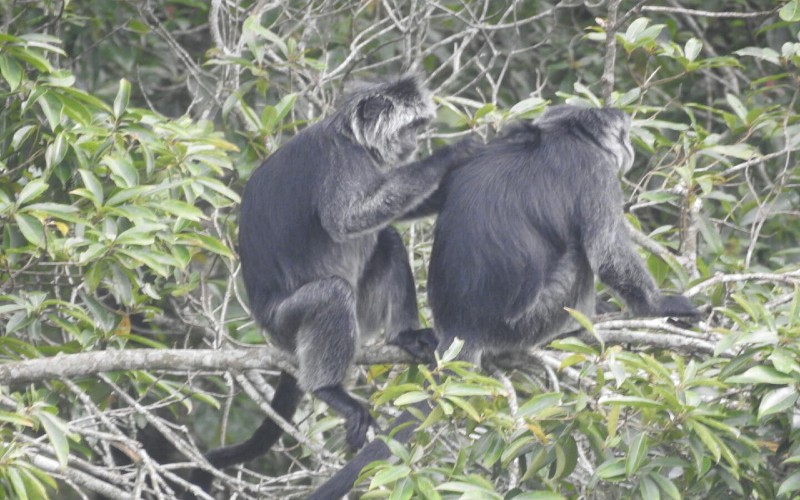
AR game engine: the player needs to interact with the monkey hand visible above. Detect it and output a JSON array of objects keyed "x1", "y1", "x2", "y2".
[
  {"x1": 450, "y1": 135, "x2": 484, "y2": 163},
  {"x1": 345, "y1": 405, "x2": 377, "y2": 451},
  {"x1": 655, "y1": 295, "x2": 701, "y2": 321},
  {"x1": 388, "y1": 328, "x2": 438, "y2": 363}
]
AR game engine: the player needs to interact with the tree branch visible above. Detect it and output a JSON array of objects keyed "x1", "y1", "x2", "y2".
[
  {"x1": 0, "y1": 345, "x2": 421, "y2": 386},
  {"x1": 601, "y1": 0, "x2": 623, "y2": 102},
  {"x1": 1, "y1": 321, "x2": 722, "y2": 387}
]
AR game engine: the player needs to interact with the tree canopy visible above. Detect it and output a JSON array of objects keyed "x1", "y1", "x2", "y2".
[{"x1": 1, "y1": 0, "x2": 799, "y2": 498}]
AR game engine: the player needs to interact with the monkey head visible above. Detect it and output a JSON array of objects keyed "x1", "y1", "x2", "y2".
[{"x1": 341, "y1": 73, "x2": 436, "y2": 166}]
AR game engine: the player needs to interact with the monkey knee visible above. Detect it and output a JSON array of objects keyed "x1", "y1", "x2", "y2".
[
  {"x1": 316, "y1": 276, "x2": 356, "y2": 305},
  {"x1": 296, "y1": 341, "x2": 355, "y2": 392}
]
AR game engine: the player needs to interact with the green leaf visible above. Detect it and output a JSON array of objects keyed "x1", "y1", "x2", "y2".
[
  {"x1": 734, "y1": 47, "x2": 781, "y2": 65},
  {"x1": 103, "y1": 155, "x2": 138, "y2": 187},
  {"x1": 46, "y1": 132, "x2": 69, "y2": 171},
  {"x1": 369, "y1": 465, "x2": 411, "y2": 489},
  {"x1": 16, "y1": 179, "x2": 49, "y2": 206},
  {"x1": 77, "y1": 169, "x2": 105, "y2": 206},
  {"x1": 512, "y1": 493, "x2": 566, "y2": 500},
  {"x1": 553, "y1": 437, "x2": 578, "y2": 480},
  {"x1": 598, "y1": 396, "x2": 664, "y2": 409},
  {"x1": 275, "y1": 92, "x2": 298, "y2": 122},
  {"x1": 20, "y1": 202, "x2": 79, "y2": 219},
  {"x1": 474, "y1": 103, "x2": 496, "y2": 121},
  {"x1": 0, "y1": 411, "x2": 34, "y2": 427},
  {"x1": 13, "y1": 213, "x2": 45, "y2": 248},
  {"x1": 625, "y1": 18, "x2": 650, "y2": 43},
  {"x1": 757, "y1": 386, "x2": 799, "y2": 420},
  {"x1": 518, "y1": 393, "x2": 562, "y2": 418},
  {"x1": 638, "y1": 476, "x2": 660, "y2": 500},
  {"x1": 548, "y1": 337, "x2": 598, "y2": 356},
  {"x1": 439, "y1": 337, "x2": 464, "y2": 362},
  {"x1": 195, "y1": 177, "x2": 241, "y2": 203},
  {"x1": 414, "y1": 476, "x2": 441, "y2": 500},
  {"x1": 725, "y1": 93, "x2": 748, "y2": 123},
  {"x1": 0, "y1": 54, "x2": 23, "y2": 90},
  {"x1": 625, "y1": 432, "x2": 649, "y2": 477},
  {"x1": 156, "y1": 199, "x2": 206, "y2": 221},
  {"x1": 114, "y1": 78, "x2": 131, "y2": 118},
  {"x1": 8, "y1": 45, "x2": 53, "y2": 72},
  {"x1": 778, "y1": 471, "x2": 800, "y2": 497},
  {"x1": 684, "y1": 38, "x2": 702, "y2": 62},
  {"x1": 394, "y1": 391, "x2": 429, "y2": 406},
  {"x1": 688, "y1": 420, "x2": 721, "y2": 463},
  {"x1": 702, "y1": 143, "x2": 759, "y2": 160},
  {"x1": 500, "y1": 435, "x2": 536, "y2": 467},
  {"x1": 726, "y1": 366, "x2": 795, "y2": 385},
  {"x1": 441, "y1": 383, "x2": 494, "y2": 397},
  {"x1": 38, "y1": 411, "x2": 71, "y2": 468},
  {"x1": 7, "y1": 467, "x2": 28, "y2": 500},
  {"x1": 11, "y1": 124, "x2": 37, "y2": 150},
  {"x1": 649, "y1": 472, "x2": 682, "y2": 500},
  {"x1": 175, "y1": 233, "x2": 234, "y2": 259},
  {"x1": 780, "y1": 0, "x2": 800, "y2": 22},
  {"x1": 388, "y1": 477, "x2": 413, "y2": 500},
  {"x1": 596, "y1": 457, "x2": 625, "y2": 480}
]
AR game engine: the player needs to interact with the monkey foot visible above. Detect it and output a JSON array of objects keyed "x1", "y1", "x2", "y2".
[
  {"x1": 389, "y1": 328, "x2": 438, "y2": 363},
  {"x1": 345, "y1": 405, "x2": 376, "y2": 451}
]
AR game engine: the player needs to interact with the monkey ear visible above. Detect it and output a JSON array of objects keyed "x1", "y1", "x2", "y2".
[{"x1": 358, "y1": 95, "x2": 393, "y2": 123}]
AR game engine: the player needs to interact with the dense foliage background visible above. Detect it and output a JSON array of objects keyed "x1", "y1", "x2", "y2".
[{"x1": 1, "y1": 0, "x2": 799, "y2": 498}]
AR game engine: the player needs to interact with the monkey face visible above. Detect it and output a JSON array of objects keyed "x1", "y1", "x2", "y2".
[{"x1": 395, "y1": 117, "x2": 430, "y2": 162}]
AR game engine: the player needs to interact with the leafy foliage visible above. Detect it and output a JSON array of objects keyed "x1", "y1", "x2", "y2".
[{"x1": 0, "y1": 1, "x2": 799, "y2": 499}]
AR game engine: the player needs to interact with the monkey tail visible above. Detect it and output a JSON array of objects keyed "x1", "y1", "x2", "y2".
[
  {"x1": 307, "y1": 399, "x2": 432, "y2": 500},
  {"x1": 185, "y1": 371, "x2": 303, "y2": 498}
]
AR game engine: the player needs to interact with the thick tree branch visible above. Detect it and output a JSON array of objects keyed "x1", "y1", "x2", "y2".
[
  {"x1": 0, "y1": 321, "x2": 721, "y2": 387},
  {"x1": 0, "y1": 345, "x2": 420, "y2": 386}
]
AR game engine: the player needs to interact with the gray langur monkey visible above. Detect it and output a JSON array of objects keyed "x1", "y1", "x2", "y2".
[
  {"x1": 428, "y1": 105, "x2": 700, "y2": 363},
  {"x1": 309, "y1": 105, "x2": 700, "y2": 499},
  {"x1": 185, "y1": 74, "x2": 476, "y2": 496}
]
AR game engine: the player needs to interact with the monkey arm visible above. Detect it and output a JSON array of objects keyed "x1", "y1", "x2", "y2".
[
  {"x1": 320, "y1": 145, "x2": 464, "y2": 239},
  {"x1": 397, "y1": 179, "x2": 447, "y2": 220},
  {"x1": 398, "y1": 136, "x2": 482, "y2": 221},
  {"x1": 579, "y1": 179, "x2": 662, "y2": 316}
]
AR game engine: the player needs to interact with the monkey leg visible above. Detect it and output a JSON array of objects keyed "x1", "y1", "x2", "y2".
[
  {"x1": 274, "y1": 276, "x2": 375, "y2": 451},
  {"x1": 357, "y1": 227, "x2": 437, "y2": 361},
  {"x1": 508, "y1": 256, "x2": 596, "y2": 348}
]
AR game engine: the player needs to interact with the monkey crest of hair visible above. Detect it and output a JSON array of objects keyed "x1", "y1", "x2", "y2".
[
  {"x1": 185, "y1": 73, "x2": 473, "y2": 498},
  {"x1": 336, "y1": 73, "x2": 436, "y2": 165},
  {"x1": 310, "y1": 105, "x2": 700, "y2": 500}
]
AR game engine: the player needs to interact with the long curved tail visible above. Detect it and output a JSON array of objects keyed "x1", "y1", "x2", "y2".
[
  {"x1": 307, "y1": 399, "x2": 431, "y2": 500},
  {"x1": 186, "y1": 371, "x2": 303, "y2": 497}
]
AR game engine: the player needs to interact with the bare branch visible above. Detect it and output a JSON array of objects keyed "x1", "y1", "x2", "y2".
[
  {"x1": 601, "y1": 0, "x2": 623, "y2": 102},
  {"x1": 640, "y1": 5, "x2": 779, "y2": 18},
  {"x1": 0, "y1": 345, "x2": 420, "y2": 386}
]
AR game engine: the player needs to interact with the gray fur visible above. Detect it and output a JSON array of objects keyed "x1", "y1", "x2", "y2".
[
  {"x1": 239, "y1": 71, "x2": 470, "y2": 424},
  {"x1": 306, "y1": 105, "x2": 699, "y2": 500},
  {"x1": 428, "y1": 105, "x2": 699, "y2": 365},
  {"x1": 188, "y1": 74, "x2": 472, "y2": 495}
]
